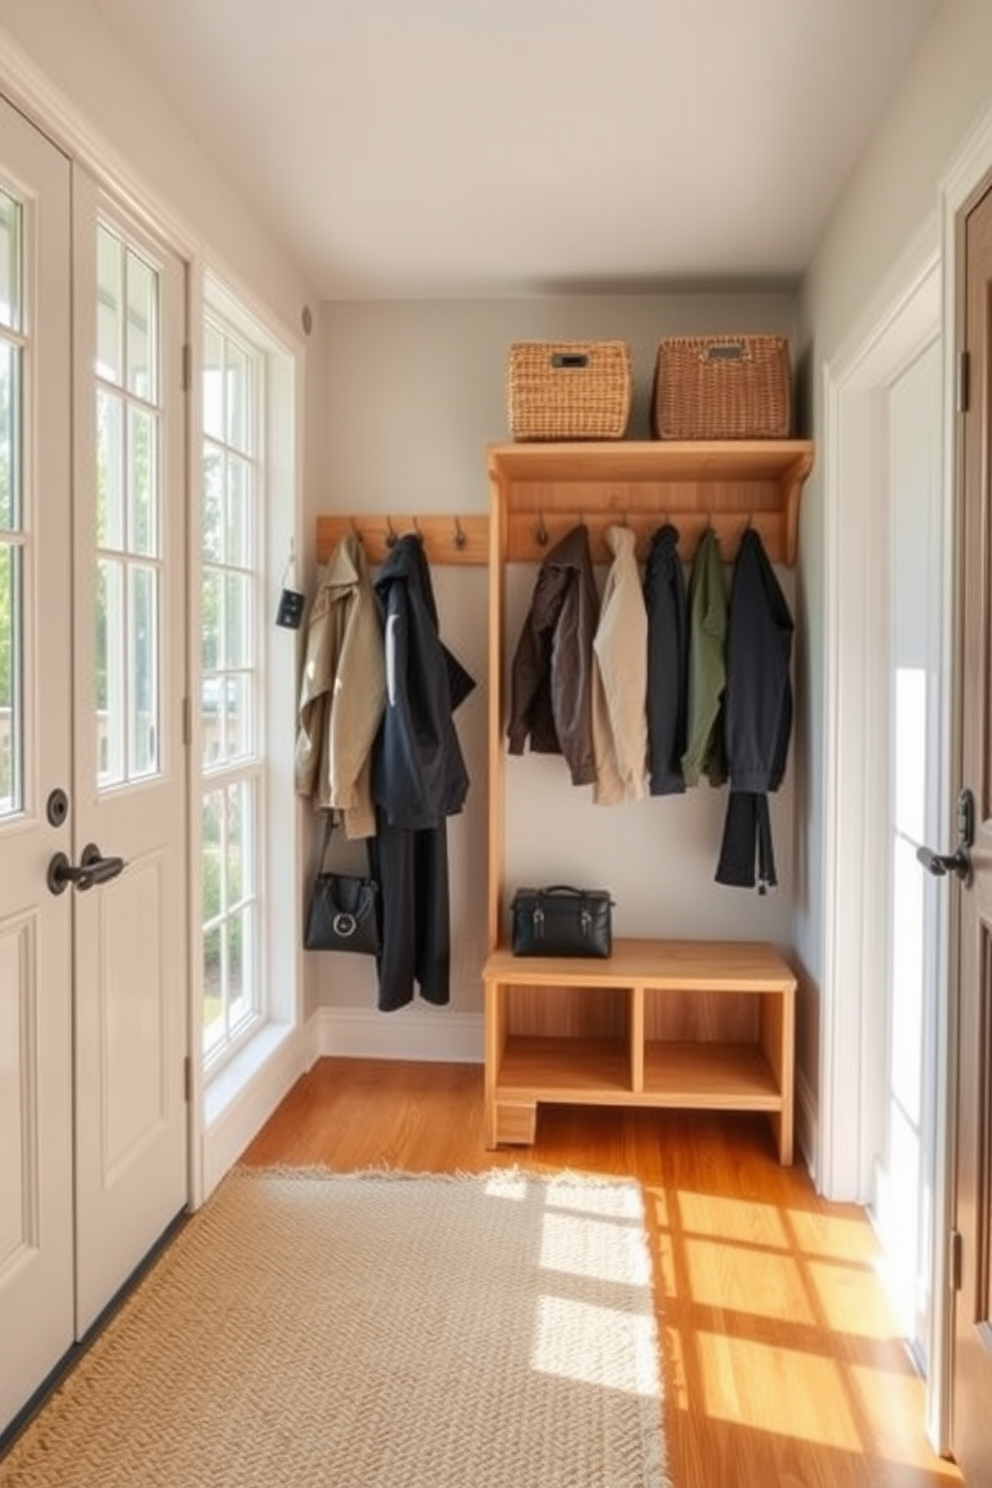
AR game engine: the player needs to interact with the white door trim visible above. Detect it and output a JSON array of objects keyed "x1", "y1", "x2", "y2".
[
  {"x1": 822, "y1": 237, "x2": 946, "y2": 1444},
  {"x1": 821, "y1": 221, "x2": 942, "y2": 1207}
]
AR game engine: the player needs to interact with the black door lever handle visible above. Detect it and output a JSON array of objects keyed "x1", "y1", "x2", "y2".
[
  {"x1": 916, "y1": 843, "x2": 971, "y2": 884},
  {"x1": 48, "y1": 843, "x2": 126, "y2": 896}
]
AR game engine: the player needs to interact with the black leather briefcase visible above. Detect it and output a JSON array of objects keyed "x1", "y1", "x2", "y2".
[{"x1": 509, "y1": 885, "x2": 614, "y2": 958}]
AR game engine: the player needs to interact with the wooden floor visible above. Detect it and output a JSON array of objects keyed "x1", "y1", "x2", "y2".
[{"x1": 243, "y1": 1057, "x2": 964, "y2": 1488}]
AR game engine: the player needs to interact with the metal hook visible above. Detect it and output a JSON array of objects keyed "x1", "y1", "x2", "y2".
[
  {"x1": 453, "y1": 516, "x2": 466, "y2": 550},
  {"x1": 385, "y1": 516, "x2": 398, "y2": 549},
  {"x1": 536, "y1": 512, "x2": 549, "y2": 547},
  {"x1": 412, "y1": 515, "x2": 423, "y2": 543}
]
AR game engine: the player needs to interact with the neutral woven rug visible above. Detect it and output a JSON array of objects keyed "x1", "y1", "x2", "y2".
[{"x1": 0, "y1": 1168, "x2": 669, "y2": 1488}]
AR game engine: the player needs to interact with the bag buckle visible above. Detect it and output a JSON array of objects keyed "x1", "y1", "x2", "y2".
[
  {"x1": 333, "y1": 911, "x2": 358, "y2": 938},
  {"x1": 532, "y1": 905, "x2": 545, "y2": 939},
  {"x1": 580, "y1": 907, "x2": 591, "y2": 936}
]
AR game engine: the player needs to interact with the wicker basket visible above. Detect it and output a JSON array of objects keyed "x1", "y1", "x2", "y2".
[
  {"x1": 507, "y1": 341, "x2": 632, "y2": 441},
  {"x1": 652, "y1": 335, "x2": 792, "y2": 440}
]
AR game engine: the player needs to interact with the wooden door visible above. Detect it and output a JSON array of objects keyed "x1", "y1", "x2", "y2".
[
  {"x1": 953, "y1": 177, "x2": 992, "y2": 1483},
  {"x1": 0, "y1": 95, "x2": 75, "y2": 1431}
]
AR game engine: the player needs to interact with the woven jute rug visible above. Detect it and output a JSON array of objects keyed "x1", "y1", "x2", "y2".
[{"x1": 0, "y1": 1168, "x2": 669, "y2": 1488}]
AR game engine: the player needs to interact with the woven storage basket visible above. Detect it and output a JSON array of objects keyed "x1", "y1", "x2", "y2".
[
  {"x1": 652, "y1": 334, "x2": 792, "y2": 440},
  {"x1": 507, "y1": 340, "x2": 632, "y2": 441}
]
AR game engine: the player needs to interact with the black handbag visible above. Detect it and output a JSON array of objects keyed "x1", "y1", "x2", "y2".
[
  {"x1": 304, "y1": 815, "x2": 380, "y2": 955},
  {"x1": 510, "y1": 885, "x2": 614, "y2": 958}
]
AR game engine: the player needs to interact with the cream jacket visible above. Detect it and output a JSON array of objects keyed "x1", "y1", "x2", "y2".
[
  {"x1": 294, "y1": 533, "x2": 385, "y2": 838},
  {"x1": 591, "y1": 524, "x2": 648, "y2": 805}
]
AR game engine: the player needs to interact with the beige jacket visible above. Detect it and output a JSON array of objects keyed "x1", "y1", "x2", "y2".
[
  {"x1": 294, "y1": 533, "x2": 385, "y2": 838},
  {"x1": 591, "y1": 524, "x2": 648, "y2": 805}
]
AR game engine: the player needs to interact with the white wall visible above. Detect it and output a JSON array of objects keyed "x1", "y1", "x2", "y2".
[
  {"x1": 0, "y1": 0, "x2": 316, "y2": 339},
  {"x1": 313, "y1": 292, "x2": 797, "y2": 1026},
  {"x1": 795, "y1": 0, "x2": 992, "y2": 1104}
]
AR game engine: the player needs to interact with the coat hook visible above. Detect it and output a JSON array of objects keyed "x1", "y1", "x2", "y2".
[
  {"x1": 385, "y1": 516, "x2": 398, "y2": 548},
  {"x1": 413, "y1": 514, "x2": 423, "y2": 543},
  {"x1": 536, "y1": 512, "x2": 549, "y2": 547},
  {"x1": 453, "y1": 516, "x2": 466, "y2": 550}
]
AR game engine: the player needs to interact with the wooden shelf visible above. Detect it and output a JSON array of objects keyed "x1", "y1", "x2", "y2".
[
  {"x1": 487, "y1": 438, "x2": 813, "y2": 566},
  {"x1": 498, "y1": 1038, "x2": 633, "y2": 1099},
  {"x1": 641, "y1": 1041, "x2": 781, "y2": 1108},
  {"x1": 483, "y1": 441, "x2": 811, "y2": 1163}
]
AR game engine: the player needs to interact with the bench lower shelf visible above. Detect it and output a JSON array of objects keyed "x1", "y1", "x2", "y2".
[{"x1": 483, "y1": 939, "x2": 796, "y2": 1162}]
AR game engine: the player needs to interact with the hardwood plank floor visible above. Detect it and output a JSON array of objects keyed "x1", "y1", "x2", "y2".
[{"x1": 242, "y1": 1057, "x2": 964, "y2": 1488}]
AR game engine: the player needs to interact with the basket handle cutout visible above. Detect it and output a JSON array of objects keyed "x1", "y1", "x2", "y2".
[
  {"x1": 702, "y1": 342, "x2": 748, "y2": 363},
  {"x1": 551, "y1": 352, "x2": 589, "y2": 370}
]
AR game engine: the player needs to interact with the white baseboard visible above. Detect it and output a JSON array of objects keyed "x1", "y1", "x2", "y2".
[
  {"x1": 795, "y1": 1067, "x2": 818, "y2": 1186},
  {"x1": 201, "y1": 1023, "x2": 313, "y2": 1200},
  {"x1": 312, "y1": 1004, "x2": 485, "y2": 1063}
]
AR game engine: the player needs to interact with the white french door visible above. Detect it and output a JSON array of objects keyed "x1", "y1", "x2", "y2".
[
  {"x1": 0, "y1": 91, "x2": 75, "y2": 1437},
  {"x1": 71, "y1": 180, "x2": 189, "y2": 1336},
  {"x1": 0, "y1": 101, "x2": 189, "y2": 1434}
]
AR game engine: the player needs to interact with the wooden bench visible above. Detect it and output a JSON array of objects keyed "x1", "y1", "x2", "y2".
[{"x1": 482, "y1": 938, "x2": 796, "y2": 1163}]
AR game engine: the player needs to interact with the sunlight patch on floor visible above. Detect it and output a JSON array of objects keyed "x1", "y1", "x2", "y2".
[
  {"x1": 681, "y1": 1236, "x2": 817, "y2": 1325},
  {"x1": 532, "y1": 1295, "x2": 660, "y2": 1398},
  {"x1": 672, "y1": 1190, "x2": 789, "y2": 1247},
  {"x1": 693, "y1": 1332, "x2": 862, "y2": 1449},
  {"x1": 540, "y1": 1210, "x2": 651, "y2": 1287},
  {"x1": 806, "y1": 1256, "x2": 902, "y2": 1341},
  {"x1": 787, "y1": 1208, "x2": 880, "y2": 1262},
  {"x1": 849, "y1": 1361, "x2": 961, "y2": 1476}
]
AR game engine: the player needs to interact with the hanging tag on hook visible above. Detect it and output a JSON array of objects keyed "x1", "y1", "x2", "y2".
[{"x1": 275, "y1": 537, "x2": 305, "y2": 630}]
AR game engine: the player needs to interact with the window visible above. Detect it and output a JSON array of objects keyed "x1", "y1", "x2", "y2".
[{"x1": 200, "y1": 311, "x2": 263, "y2": 1065}]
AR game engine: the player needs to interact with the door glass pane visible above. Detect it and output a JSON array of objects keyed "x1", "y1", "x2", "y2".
[
  {"x1": 96, "y1": 225, "x2": 122, "y2": 384},
  {"x1": 96, "y1": 390, "x2": 124, "y2": 550},
  {"x1": 0, "y1": 190, "x2": 22, "y2": 333},
  {"x1": 128, "y1": 564, "x2": 158, "y2": 777},
  {"x1": 0, "y1": 541, "x2": 21, "y2": 816},
  {"x1": 97, "y1": 558, "x2": 125, "y2": 787},
  {"x1": 128, "y1": 405, "x2": 157, "y2": 557},
  {"x1": 95, "y1": 221, "x2": 163, "y2": 789},
  {"x1": 0, "y1": 339, "x2": 20, "y2": 530},
  {"x1": 126, "y1": 251, "x2": 156, "y2": 401}
]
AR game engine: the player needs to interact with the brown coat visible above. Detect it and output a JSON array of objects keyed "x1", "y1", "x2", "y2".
[{"x1": 506, "y1": 525, "x2": 599, "y2": 787}]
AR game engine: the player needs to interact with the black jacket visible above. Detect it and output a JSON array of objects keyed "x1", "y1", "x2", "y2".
[
  {"x1": 506, "y1": 525, "x2": 599, "y2": 787},
  {"x1": 644, "y1": 523, "x2": 688, "y2": 795},
  {"x1": 716, "y1": 529, "x2": 793, "y2": 891},
  {"x1": 373, "y1": 536, "x2": 474, "y2": 831}
]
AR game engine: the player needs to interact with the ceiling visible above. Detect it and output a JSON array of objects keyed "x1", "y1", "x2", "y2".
[{"x1": 92, "y1": 0, "x2": 940, "y2": 301}]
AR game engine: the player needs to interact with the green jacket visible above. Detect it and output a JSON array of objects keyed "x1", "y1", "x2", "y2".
[{"x1": 681, "y1": 528, "x2": 727, "y2": 787}]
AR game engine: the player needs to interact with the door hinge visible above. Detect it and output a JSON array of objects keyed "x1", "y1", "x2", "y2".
[
  {"x1": 182, "y1": 343, "x2": 192, "y2": 393},
  {"x1": 184, "y1": 1055, "x2": 192, "y2": 1103},
  {"x1": 951, "y1": 1228, "x2": 963, "y2": 1291},
  {"x1": 957, "y1": 349, "x2": 970, "y2": 414},
  {"x1": 182, "y1": 696, "x2": 191, "y2": 747}
]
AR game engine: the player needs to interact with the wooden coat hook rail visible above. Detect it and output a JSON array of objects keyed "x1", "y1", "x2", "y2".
[{"x1": 315, "y1": 513, "x2": 490, "y2": 566}]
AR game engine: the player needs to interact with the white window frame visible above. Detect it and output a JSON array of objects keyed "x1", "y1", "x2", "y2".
[
  {"x1": 193, "y1": 273, "x2": 302, "y2": 1131},
  {"x1": 199, "y1": 307, "x2": 266, "y2": 1070}
]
